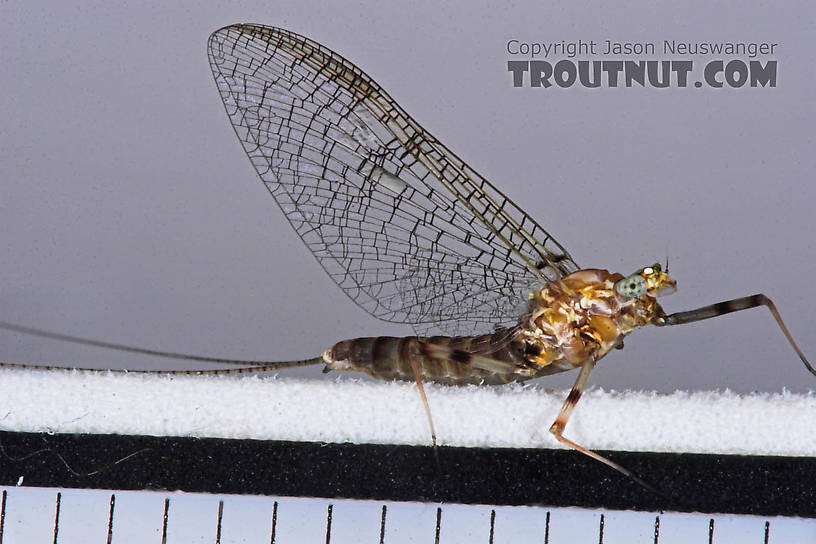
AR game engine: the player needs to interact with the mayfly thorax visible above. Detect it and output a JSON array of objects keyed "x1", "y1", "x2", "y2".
[{"x1": 1, "y1": 24, "x2": 813, "y2": 491}]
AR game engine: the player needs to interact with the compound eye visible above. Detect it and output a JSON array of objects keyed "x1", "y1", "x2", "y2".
[{"x1": 615, "y1": 274, "x2": 648, "y2": 298}]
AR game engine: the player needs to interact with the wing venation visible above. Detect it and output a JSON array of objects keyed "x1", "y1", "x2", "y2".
[{"x1": 207, "y1": 24, "x2": 579, "y2": 335}]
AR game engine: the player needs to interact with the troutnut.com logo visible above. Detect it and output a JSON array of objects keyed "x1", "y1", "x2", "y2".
[{"x1": 507, "y1": 39, "x2": 778, "y2": 88}]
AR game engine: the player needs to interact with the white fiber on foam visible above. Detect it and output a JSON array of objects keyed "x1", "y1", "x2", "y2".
[{"x1": 0, "y1": 367, "x2": 813, "y2": 456}]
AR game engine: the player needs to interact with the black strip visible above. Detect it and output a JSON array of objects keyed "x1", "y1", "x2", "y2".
[
  {"x1": 488, "y1": 509, "x2": 495, "y2": 544},
  {"x1": 708, "y1": 518, "x2": 714, "y2": 543},
  {"x1": 0, "y1": 431, "x2": 813, "y2": 517},
  {"x1": 449, "y1": 349, "x2": 471, "y2": 364}
]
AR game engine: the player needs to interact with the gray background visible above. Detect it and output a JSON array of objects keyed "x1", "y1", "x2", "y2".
[{"x1": 1, "y1": 1, "x2": 814, "y2": 393}]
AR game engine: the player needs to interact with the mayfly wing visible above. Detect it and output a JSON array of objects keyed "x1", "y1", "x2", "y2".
[{"x1": 207, "y1": 24, "x2": 579, "y2": 336}]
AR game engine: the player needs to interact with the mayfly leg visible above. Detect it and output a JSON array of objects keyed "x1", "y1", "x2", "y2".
[
  {"x1": 407, "y1": 341, "x2": 522, "y2": 468},
  {"x1": 409, "y1": 358, "x2": 440, "y2": 468},
  {"x1": 549, "y1": 359, "x2": 659, "y2": 494},
  {"x1": 654, "y1": 294, "x2": 815, "y2": 376}
]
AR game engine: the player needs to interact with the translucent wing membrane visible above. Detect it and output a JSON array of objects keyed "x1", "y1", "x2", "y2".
[{"x1": 208, "y1": 24, "x2": 578, "y2": 336}]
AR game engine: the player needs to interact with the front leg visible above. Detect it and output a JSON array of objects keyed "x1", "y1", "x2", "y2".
[{"x1": 654, "y1": 294, "x2": 814, "y2": 376}]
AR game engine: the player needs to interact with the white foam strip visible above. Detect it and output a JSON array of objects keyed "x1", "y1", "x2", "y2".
[{"x1": 0, "y1": 367, "x2": 813, "y2": 456}]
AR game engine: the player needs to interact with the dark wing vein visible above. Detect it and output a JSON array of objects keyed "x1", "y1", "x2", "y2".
[{"x1": 207, "y1": 24, "x2": 579, "y2": 336}]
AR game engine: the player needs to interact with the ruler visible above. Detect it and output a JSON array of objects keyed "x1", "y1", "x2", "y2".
[
  {"x1": 1, "y1": 486, "x2": 814, "y2": 543},
  {"x1": 0, "y1": 430, "x2": 813, "y2": 542}
]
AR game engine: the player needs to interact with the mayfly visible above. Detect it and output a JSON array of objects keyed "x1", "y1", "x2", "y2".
[{"x1": 1, "y1": 24, "x2": 813, "y2": 490}]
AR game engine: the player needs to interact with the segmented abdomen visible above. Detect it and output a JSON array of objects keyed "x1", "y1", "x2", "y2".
[{"x1": 323, "y1": 329, "x2": 533, "y2": 386}]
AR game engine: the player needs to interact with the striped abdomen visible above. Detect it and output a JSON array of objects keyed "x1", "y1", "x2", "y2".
[{"x1": 322, "y1": 329, "x2": 538, "y2": 386}]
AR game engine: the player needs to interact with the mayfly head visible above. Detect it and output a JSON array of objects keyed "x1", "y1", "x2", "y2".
[{"x1": 614, "y1": 263, "x2": 677, "y2": 299}]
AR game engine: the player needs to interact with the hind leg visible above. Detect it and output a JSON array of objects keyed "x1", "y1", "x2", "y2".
[{"x1": 409, "y1": 358, "x2": 440, "y2": 466}]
